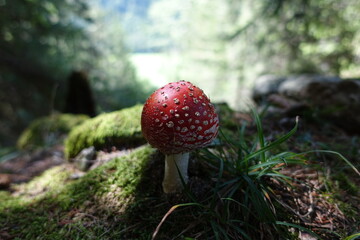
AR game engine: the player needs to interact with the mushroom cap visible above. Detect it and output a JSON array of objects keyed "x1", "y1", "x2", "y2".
[{"x1": 141, "y1": 80, "x2": 219, "y2": 154}]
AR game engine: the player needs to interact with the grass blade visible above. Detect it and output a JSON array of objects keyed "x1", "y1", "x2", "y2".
[
  {"x1": 276, "y1": 221, "x2": 322, "y2": 239},
  {"x1": 244, "y1": 117, "x2": 299, "y2": 162},
  {"x1": 252, "y1": 108, "x2": 266, "y2": 163},
  {"x1": 152, "y1": 203, "x2": 202, "y2": 240},
  {"x1": 342, "y1": 232, "x2": 360, "y2": 240}
]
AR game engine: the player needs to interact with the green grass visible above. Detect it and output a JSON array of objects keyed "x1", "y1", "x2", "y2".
[
  {"x1": 152, "y1": 111, "x2": 360, "y2": 240},
  {"x1": 1, "y1": 108, "x2": 359, "y2": 240},
  {"x1": 153, "y1": 115, "x2": 306, "y2": 239}
]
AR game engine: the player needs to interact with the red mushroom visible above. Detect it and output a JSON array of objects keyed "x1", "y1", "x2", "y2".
[{"x1": 141, "y1": 80, "x2": 219, "y2": 193}]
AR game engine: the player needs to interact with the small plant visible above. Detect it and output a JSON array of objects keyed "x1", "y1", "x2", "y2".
[{"x1": 152, "y1": 110, "x2": 360, "y2": 239}]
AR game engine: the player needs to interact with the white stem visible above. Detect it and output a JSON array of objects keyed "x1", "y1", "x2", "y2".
[{"x1": 162, "y1": 152, "x2": 189, "y2": 193}]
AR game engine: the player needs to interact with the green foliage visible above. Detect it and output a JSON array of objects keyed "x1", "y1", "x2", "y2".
[
  {"x1": 0, "y1": 1, "x2": 150, "y2": 147},
  {"x1": 16, "y1": 113, "x2": 88, "y2": 150},
  {"x1": 144, "y1": 0, "x2": 360, "y2": 110},
  {"x1": 0, "y1": 0, "x2": 93, "y2": 147},
  {"x1": 256, "y1": 0, "x2": 359, "y2": 75},
  {"x1": 87, "y1": 5, "x2": 156, "y2": 112},
  {"x1": 64, "y1": 104, "x2": 145, "y2": 159}
]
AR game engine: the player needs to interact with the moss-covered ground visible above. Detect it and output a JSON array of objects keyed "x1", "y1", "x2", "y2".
[
  {"x1": 1, "y1": 104, "x2": 359, "y2": 240},
  {"x1": 0, "y1": 146, "x2": 160, "y2": 239},
  {"x1": 17, "y1": 113, "x2": 89, "y2": 150}
]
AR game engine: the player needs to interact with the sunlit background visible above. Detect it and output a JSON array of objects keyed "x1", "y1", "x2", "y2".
[{"x1": 1, "y1": 0, "x2": 360, "y2": 147}]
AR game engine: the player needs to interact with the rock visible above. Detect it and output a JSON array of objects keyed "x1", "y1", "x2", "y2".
[
  {"x1": 252, "y1": 74, "x2": 360, "y2": 134},
  {"x1": 0, "y1": 230, "x2": 12, "y2": 240},
  {"x1": 299, "y1": 231, "x2": 317, "y2": 240},
  {"x1": 74, "y1": 146, "x2": 96, "y2": 171},
  {"x1": 0, "y1": 173, "x2": 11, "y2": 189},
  {"x1": 17, "y1": 113, "x2": 89, "y2": 150},
  {"x1": 278, "y1": 74, "x2": 340, "y2": 99},
  {"x1": 252, "y1": 75, "x2": 286, "y2": 102},
  {"x1": 64, "y1": 104, "x2": 145, "y2": 159},
  {"x1": 302, "y1": 79, "x2": 360, "y2": 134}
]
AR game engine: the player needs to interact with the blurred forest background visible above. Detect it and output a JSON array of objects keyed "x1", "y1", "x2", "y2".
[{"x1": 1, "y1": 0, "x2": 360, "y2": 148}]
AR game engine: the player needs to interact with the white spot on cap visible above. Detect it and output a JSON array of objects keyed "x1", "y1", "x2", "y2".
[
  {"x1": 166, "y1": 121, "x2": 174, "y2": 128},
  {"x1": 178, "y1": 120, "x2": 184, "y2": 124},
  {"x1": 170, "y1": 109, "x2": 175, "y2": 114},
  {"x1": 175, "y1": 114, "x2": 180, "y2": 118},
  {"x1": 190, "y1": 125, "x2": 195, "y2": 130},
  {"x1": 174, "y1": 98, "x2": 180, "y2": 104},
  {"x1": 162, "y1": 103, "x2": 167, "y2": 107},
  {"x1": 176, "y1": 126, "x2": 181, "y2": 131},
  {"x1": 181, "y1": 127, "x2": 188, "y2": 133},
  {"x1": 203, "y1": 121, "x2": 209, "y2": 125},
  {"x1": 198, "y1": 135, "x2": 204, "y2": 140},
  {"x1": 195, "y1": 112, "x2": 200, "y2": 116},
  {"x1": 193, "y1": 98, "x2": 199, "y2": 104},
  {"x1": 155, "y1": 118, "x2": 160, "y2": 123},
  {"x1": 195, "y1": 120, "x2": 200, "y2": 124},
  {"x1": 182, "y1": 106, "x2": 189, "y2": 111},
  {"x1": 197, "y1": 126, "x2": 202, "y2": 131},
  {"x1": 184, "y1": 113, "x2": 189, "y2": 117},
  {"x1": 203, "y1": 111, "x2": 207, "y2": 116}
]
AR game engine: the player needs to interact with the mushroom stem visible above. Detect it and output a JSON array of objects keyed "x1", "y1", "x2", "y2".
[{"x1": 162, "y1": 152, "x2": 189, "y2": 193}]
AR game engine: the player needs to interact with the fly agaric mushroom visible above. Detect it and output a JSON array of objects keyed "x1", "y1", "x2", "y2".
[{"x1": 141, "y1": 80, "x2": 219, "y2": 193}]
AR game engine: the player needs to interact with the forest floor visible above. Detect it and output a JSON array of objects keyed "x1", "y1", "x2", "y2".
[{"x1": 0, "y1": 108, "x2": 359, "y2": 240}]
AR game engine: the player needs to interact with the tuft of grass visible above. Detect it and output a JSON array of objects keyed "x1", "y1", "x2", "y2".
[{"x1": 153, "y1": 110, "x2": 360, "y2": 239}]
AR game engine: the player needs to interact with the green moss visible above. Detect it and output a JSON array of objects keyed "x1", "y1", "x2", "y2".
[
  {"x1": 215, "y1": 102, "x2": 238, "y2": 129},
  {"x1": 17, "y1": 113, "x2": 89, "y2": 150},
  {"x1": 64, "y1": 104, "x2": 145, "y2": 159},
  {"x1": 0, "y1": 145, "x2": 156, "y2": 239}
]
